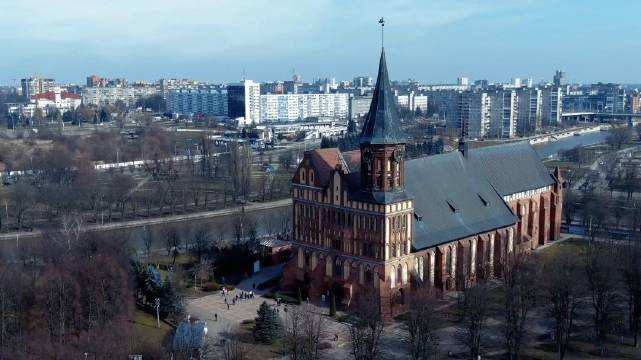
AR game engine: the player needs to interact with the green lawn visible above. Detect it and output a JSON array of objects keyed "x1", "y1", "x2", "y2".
[{"x1": 131, "y1": 309, "x2": 173, "y2": 348}]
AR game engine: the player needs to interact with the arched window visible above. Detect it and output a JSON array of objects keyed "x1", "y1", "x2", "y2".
[
  {"x1": 397, "y1": 266, "x2": 403, "y2": 287},
  {"x1": 334, "y1": 259, "x2": 343, "y2": 278},
  {"x1": 390, "y1": 266, "x2": 396, "y2": 288},
  {"x1": 446, "y1": 247, "x2": 452, "y2": 275}
]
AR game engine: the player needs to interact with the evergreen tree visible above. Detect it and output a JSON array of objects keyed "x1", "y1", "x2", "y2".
[
  {"x1": 160, "y1": 278, "x2": 185, "y2": 320},
  {"x1": 254, "y1": 301, "x2": 283, "y2": 343}
]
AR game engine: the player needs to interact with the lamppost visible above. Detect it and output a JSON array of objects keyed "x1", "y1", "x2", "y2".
[{"x1": 155, "y1": 297, "x2": 161, "y2": 328}]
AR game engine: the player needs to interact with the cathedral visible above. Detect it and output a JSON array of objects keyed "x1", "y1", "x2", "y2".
[{"x1": 282, "y1": 48, "x2": 563, "y2": 318}]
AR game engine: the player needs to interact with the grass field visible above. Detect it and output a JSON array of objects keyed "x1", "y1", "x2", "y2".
[{"x1": 131, "y1": 309, "x2": 173, "y2": 350}]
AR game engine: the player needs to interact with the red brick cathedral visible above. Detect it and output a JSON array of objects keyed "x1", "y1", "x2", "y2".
[{"x1": 283, "y1": 48, "x2": 563, "y2": 318}]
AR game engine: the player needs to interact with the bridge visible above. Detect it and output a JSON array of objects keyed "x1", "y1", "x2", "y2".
[{"x1": 561, "y1": 111, "x2": 641, "y2": 123}]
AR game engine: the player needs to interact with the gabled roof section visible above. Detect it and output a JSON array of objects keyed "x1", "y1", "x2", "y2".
[
  {"x1": 468, "y1": 142, "x2": 555, "y2": 196},
  {"x1": 293, "y1": 148, "x2": 348, "y2": 187},
  {"x1": 360, "y1": 48, "x2": 407, "y2": 145},
  {"x1": 406, "y1": 151, "x2": 517, "y2": 250}
]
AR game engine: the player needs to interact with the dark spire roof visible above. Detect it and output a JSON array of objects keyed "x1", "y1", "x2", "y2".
[{"x1": 360, "y1": 48, "x2": 407, "y2": 145}]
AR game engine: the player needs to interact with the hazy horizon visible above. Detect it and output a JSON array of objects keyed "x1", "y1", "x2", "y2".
[{"x1": 1, "y1": 0, "x2": 640, "y2": 86}]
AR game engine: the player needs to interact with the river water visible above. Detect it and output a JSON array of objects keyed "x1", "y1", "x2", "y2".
[{"x1": 534, "y1": 131, "x2": 609, "y2": 158}]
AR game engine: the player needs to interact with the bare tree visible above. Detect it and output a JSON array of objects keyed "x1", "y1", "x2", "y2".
[
  {"x1": 60, "y1": 210, "x2": 86, "y2": 251},
  {"x1": 190, "y1": 225, "x2": 211, "y2": 263},
  {"x1": 348, "y1": 289, "x2": 384, "y2": 360},
  {"x1": 455, "y1": 280, "x2": 491, "y2": 359},
  {"x1": 163, "y1": 225, "x2": 181, "y2": 264},
  {"x1": 621, "y1": 238, "x2": 641, "y2": 347},
  {"x1": 283, "y1": 304, "x2": 327, "y2": 360},
  {"x1": 142, "y1": 226, "x2": 153, "y2": 258},
  {"x1": 500, "y1": 252, "x2": 538, "y2": 360},
  {"x1": 543, "y1": 248, "x2": 584, "y2": 360},
  {"x1": 403, "y1": 286, "x2": 441, "y2": 360},
  {"x1": 584, "y1": 241, "x2": 620, "y2": 347}
]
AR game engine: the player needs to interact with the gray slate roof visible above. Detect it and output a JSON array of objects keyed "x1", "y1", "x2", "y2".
[
  {"x1": 359, "y1": 48, "x2": 407, "y2": 145},
  {"x1": 468, "y1": 142, "x2": 555, "y2": 196},
  {"x1": 405, "y1": 151, "x2": 517, "y2": 250}
]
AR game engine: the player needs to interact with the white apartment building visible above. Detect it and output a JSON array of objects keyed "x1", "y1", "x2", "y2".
[
  {"x1": 166, "y1": 87, "x2": 228, "y2": 116},
  {"x1": 541, "y1": 86, "x2": 562, "y2": 127},
  {"x1": 466, "y1": 92, "x2": 491, "y2": 139},
  {"x1": 227, "y1": 80, "x2": 261, "y2": 124},
  {"x1": 489, "y1": 90, "x2": 518, "y2": 139},
  {"x1": 82, "y1": 86, "x2": 159, "y2": 107},
  {"x1": 259, "y1": 93, "x2": 349, "y2": 122},
  {"x1": 21, "y1": 77, "x2": 56, "y2": 98},
  {"x1": 394, "y1": 91, "x2": 428, "y2": 112}
]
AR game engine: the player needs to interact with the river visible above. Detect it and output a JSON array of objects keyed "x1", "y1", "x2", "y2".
[
  {"x1": 534, "y1": 131, "x2": 609, "y2": 158},
  {"x1": 0, "y1": 132, "x2": 610, "y2": 259}
]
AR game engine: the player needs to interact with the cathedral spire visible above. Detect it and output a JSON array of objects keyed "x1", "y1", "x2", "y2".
[{"x1": 359, "y1": 46, "x2": 406, "y2": 145}]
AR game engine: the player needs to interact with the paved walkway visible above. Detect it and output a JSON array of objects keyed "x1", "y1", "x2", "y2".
[{"x1": 186, "y1": 264, "x2": 285, "y2": 337}]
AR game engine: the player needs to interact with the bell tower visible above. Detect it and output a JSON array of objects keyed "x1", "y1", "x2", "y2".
[{"x1": 359, "y1": 47, "x2": 407, "y2": 196}]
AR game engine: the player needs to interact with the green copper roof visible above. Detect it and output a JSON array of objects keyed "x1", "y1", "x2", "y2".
[{"x1": 360, "y1": 48, "x2": 407, "y2": 145}]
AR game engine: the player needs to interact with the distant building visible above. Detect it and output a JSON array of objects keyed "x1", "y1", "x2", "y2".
[
  {"x1": 553, "y1": 70, "x2": 566, "y2": 87},
  {"x1": 259, "y1": 93, "x2": 349, "y2": 122},
  {"x1": 227, "y1": 80, "x2": 261, "y2": 124},
  {"x1": 489, "y1": 90, "x2": 518, "y2": 138},
  {"x1": 21, "y1": 77, "x2": 55, "y2": 98},
  {"x1": 82, "y1": 86, "x2": 158, "y2": 107},
  {"x1": 465, "y1": 91, "x2": 491, "y2": 139},
  {"x1": 353, "y1": 75, "x2": 373, "y2": 87},
  {"x1": 457, "y1": 77, "x2": 469, "y2": 86},
  {"x1": 541, "y1": 86, "x2": 562, "y2": 127},
  {"x1": 516, "y1": 87, "x2": 542, "y2": 136},
  {"x1": 349, "y1": 95, "x2": 372, "y2": 120},
  {"x1": 166, "y1": 87, "x2": 228, "y2": 116},
  {"x1": 86, "y1": 75, "x2": 107, "y2": 87}
]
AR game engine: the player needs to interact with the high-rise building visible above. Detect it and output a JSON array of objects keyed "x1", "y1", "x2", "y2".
[
  {"x1": 466, "y1": 91, "x2": 491, "y2": 139},
  {"x1": 457, "y1": 77, "x2": 469, "y2": 86},
  {"x1": 489, "y1": 90, "x2": 518, "y2": 138},
  {"x1": 227, "y1": 80, "x2": 261, "y2": 124},
  {"x1": 553, "y1": 70, "x2": 566, "y2": 87},
  {"x1": 21, "y1": 77, "x2": 55, "y2": 98},
  {"x1": 516, "y1": 87, "x2": 542, "y2": 136},
  {"x1": 541, "y1": 87, "x2": 562, "y2": 127}
]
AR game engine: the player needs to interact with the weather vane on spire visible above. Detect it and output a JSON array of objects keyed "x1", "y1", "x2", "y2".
[{"x1": 378, "y1": 17, "x2": 385, "y2": 48}]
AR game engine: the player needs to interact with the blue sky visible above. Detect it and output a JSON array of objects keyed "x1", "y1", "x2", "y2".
[{"x1": 1, "y1": 0, "x2": 639, "y2": 85}]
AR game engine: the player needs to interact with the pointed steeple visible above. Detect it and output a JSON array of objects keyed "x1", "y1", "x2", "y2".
[{"x1": 360, "y1": 48, "x2": 406, "y2": 145}]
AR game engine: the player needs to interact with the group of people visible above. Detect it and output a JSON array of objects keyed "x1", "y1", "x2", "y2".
[{"x1": 220, "y1": 288, "x2": 255, "y2": 311}]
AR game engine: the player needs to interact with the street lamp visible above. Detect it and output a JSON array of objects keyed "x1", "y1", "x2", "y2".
[{"x1": 155, "y1": 297, "x2": 161, "y2": 328}]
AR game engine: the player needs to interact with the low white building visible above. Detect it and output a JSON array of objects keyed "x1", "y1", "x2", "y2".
[{"x1": 8, "y1": 88, "x2": 81, "y2": 118}]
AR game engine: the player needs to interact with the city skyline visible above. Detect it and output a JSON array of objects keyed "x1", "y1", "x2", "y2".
[{"x1": 1, "y1": 0, "x2": 640, "y2": 85}]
